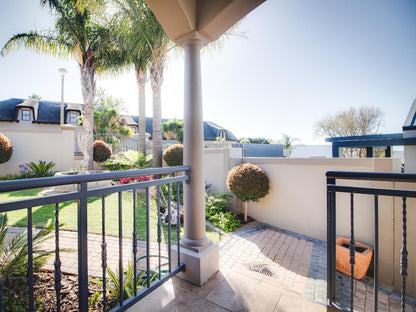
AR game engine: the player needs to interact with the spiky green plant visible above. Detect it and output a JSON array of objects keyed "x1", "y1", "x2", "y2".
[
  {"x1": 0, "y1": 213, "x2": 54, "y2": 311},
  {"x1": 90, "y1": 261, "x2": 159, "y2": 303},
  {"x1": 26, "y1": 160, "x2": 56, "y2": 178}
]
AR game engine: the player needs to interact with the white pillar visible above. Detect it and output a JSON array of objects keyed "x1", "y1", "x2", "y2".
[
  {"x1": 175, "y1": 39, "x2": 219, "y2": 286},
  {"x1": 58, "y1": 68, "x2": 67, "y2": 125}
]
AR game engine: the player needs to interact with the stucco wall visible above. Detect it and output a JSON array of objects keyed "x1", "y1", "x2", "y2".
[
  {"x1": 0, "y1": 122, "x2": 76, "y2": 175},
  {"x1": 204, "y1": 152, "x2": 414, "y2": 296}
]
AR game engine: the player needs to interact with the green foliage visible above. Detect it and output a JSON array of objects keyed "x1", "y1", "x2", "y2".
[
  {"x1": 26, "y1": 160, "x2": 56, "y2": 178},
  {"x1": 161, "y1": 181, "x2": 183, "y2": 205},
  {"x1": 93, "y1": 140, "x2": 112, "y2": 163},
  {"x1": 93, "y1": 108, "x2": 119, "y2": 134},
  {"x1": 93, "y1": 90, "x2": 133, "y2": 138},
  {"x1": 162, "y1": 119, "x2": 183, "y2": 142},
  {"x1": 0, "y1": 214, "x2": 54, "y2": 311},
  {"x1": 102, "y1": 150, "x2": 149, "y2": 171},
  {"x1": 90, "y1": 262, "x2": 158, "y2": 303},
  {"x1": 163, "y1": 144, "x2": 183, "y2": 166},
  {"x1": 117, "y1": 125, "x2": 133, "y2": 137},
  {"x1": 205, "y1": 193, "x2": 241, "y2": 232},
  {"x1": 226, "y1": 163, "x2": 270, "y2": 202},
  {"x1": 210, "y1": 211, "x2": 241, "y2": 232},
  {"x1": 0, "y1": 173, "x2": 19, "y2": 181},
  {"x1": 281, "y1": 133, "x2": 300, "y2": 150},
  {"x1": 28, "y1": 94, "x2": 42, "y2": 100},
  {"x1": 103, "y1": 135, "x2": 120, "y2": 151},
  {"x1": 205, "y1": 193, "x2": 231, "y2": 218},
  {"x1": 239, "y1": 137, "x2": 271, "y2": 144},
  {"x1": 0, "y1": 133, "x2": 13, "y2": 164}
]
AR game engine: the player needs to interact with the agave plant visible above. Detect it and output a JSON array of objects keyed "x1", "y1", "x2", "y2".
[
  {"x1": 25, "y1": 160, "x2": 56, "y2": 178},
  {"x1": 0, "y1": 213, "x2": 54, "y2": 310}
]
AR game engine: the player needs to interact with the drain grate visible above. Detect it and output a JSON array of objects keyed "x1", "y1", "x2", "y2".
[{"x1": 248, "y1": 263, "x2": 274, "y2": 277}]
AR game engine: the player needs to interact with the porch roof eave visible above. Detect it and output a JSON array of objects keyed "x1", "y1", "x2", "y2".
[{"x1": 144, "y1": 0, "x2": 266, "y2": 46}]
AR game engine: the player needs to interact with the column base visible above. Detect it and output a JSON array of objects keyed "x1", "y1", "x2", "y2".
[{"x1": 172, "y1": 242, "x2": 219, "y2": 286}]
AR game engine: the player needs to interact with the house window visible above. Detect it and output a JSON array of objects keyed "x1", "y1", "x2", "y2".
[
  {"x1": 21, "y1": 110, "x2": 31, "y2": 121},
  {"x1": 68, "y1": 112, "x2": 78, "y2": 124},
  {"x1": 220, "y1": 130, "x2": 226, "y2": 139},
  {"x1": 130, "y1": 126, "x2": 137, "y2": 133}
]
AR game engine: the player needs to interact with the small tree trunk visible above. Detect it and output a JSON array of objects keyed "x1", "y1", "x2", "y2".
[
  {"x1": 244, "y1": 201, "x2": 248, "y2": 222},
  {"x1": 136, "y1": 67, "x2": 147, "y2": 155},
  {"x1": 80, "y1": 64, "x2": 96, "y2": 170},
  {"x1": 149, "y1": 46, "x2": 166, "y2": 168}
]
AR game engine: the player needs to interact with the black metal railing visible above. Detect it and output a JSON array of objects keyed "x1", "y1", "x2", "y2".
[
  {"x1": 327, "y1": 171, "x2": 416, "y2": 312},
  {"x1": 94, "y1": 133, "x2": 139, "y2": 154},
  {"x1": 0, "y1": 166, "x2": 188, "y2": 312}
]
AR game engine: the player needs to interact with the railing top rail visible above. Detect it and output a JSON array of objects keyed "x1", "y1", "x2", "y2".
[
  {"x1": 326, "y1": 171, "x2": 416, "y2": 183},
  {"x1": 0, "y1": 166, "x2": 189, "y2": 193}
]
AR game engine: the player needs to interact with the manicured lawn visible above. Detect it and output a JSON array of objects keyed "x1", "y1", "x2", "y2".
[{"x1": 0, "y1": 189, "x2": 221, "y2": 243}]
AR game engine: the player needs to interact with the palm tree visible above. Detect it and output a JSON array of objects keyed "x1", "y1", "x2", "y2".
[
  {"x1": 113, "y1": 0, "x2": 170, "y2": 168},
  {"x1": 149, "y1": 31, "x2": 169, "y2": 168},
  {"x1": 112, "y1": 0, "x2": 153, "y2": 156},
  {"x1": 1, "y1": 0, "x2": 114, "y2": 170},
  {"x1": 281, "y1": 133, "x2": 300, "y2": 156}
]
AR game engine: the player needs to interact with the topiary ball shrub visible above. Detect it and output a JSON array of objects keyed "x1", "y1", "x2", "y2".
[
  {"x1": 163, "y1": 144, "x2": 183, "y2": 166},
  {"x1": 226, "y1": 163, "x2": 270, "y2": 203},
  {"x1": 0, "y1": 134, "x2": 13, "y2": 164},
  {"x1": 93, "y1": 140, "x2": 112, "y2": 163}
]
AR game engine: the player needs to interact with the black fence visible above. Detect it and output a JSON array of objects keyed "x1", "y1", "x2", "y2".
[
  {"x1": 327, "y1": 171, "x2": 416, "y2": 312},
  {"x1": 94, "y1": 134, "x2": 139, "y2": 154},
  {"x1": 0, "y1": 166, "x2": 189, "y2": 312}
]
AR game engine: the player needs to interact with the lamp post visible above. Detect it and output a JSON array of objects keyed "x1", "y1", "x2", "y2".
[{"x1": 58, "y1": 68, "x2": 67, "y2": 125}]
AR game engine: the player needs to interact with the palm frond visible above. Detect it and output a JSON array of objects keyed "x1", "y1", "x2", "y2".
[
  {"x1": 1, "y1": 31, "x2": 70, "y2": 58},
  {"x1": 0, "y1": 214, "x2": 8, "y2": 251}
]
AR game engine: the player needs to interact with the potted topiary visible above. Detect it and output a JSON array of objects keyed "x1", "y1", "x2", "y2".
[
  {"x1": 163, "y1": 144, "x2": 183, "y2": 166},
  {"x1": 226, "y1": 163, "x2": 270, "y2": 222},
  {"x1": 0, "y1": 134, "x2": 13, "y2": 164},
  {"x1": 93, "y1": 140, "x2": 112, "y2": 166}
]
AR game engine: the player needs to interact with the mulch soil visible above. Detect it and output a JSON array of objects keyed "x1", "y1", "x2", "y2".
[
  {"x1": 32, "y1": 271, "x2": 117, "y2": 312},
  {"x1": 236, "y1": 214, "x2": 256, "y2": 225}
]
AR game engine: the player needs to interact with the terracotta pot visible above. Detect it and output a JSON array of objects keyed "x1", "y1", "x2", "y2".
[{"x1": 336, "y1": 236, "x2": 373, "y2": 279}]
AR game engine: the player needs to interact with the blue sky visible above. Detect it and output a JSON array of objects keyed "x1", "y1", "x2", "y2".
[{"x1": 1, "y1": 0, "x2": 415, "y2": 144}]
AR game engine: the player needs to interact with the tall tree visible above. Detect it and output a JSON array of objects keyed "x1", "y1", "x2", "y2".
[
  {"x1": 1, "y1": 0, "x2": 114, "y2": 170},
  {"x1": 112, "y1": 0, "x2": 153, "y2": 156},
  {"x1": 148, "y1": 26, "x2": 169, "y2": 168},
  {"x1": 314, "y1": 106, "x2": 383, "y2": 157}
]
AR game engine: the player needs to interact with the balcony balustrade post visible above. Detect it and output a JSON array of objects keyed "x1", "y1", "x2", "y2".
[{"x1": 77, "y1": 182, "x2": 88, "y2": 312}]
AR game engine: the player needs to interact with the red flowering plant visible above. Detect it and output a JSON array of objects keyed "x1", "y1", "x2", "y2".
[{"x1": 119, "y1": 175, "x2": 154, "y2": 184}]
